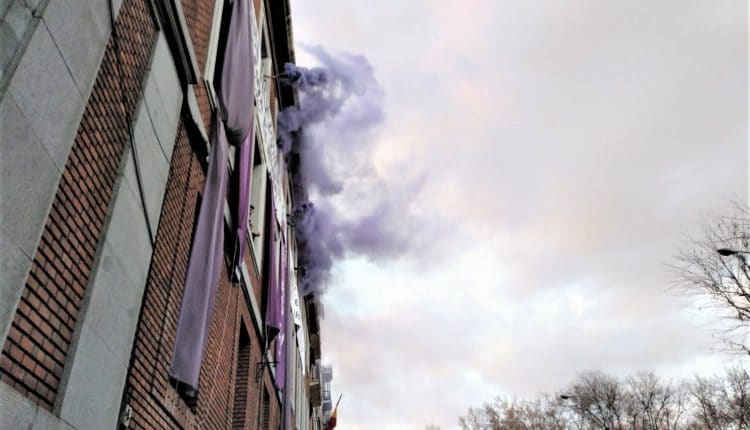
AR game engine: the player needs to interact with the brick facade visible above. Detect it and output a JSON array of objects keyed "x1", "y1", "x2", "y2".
[
  {"x1": 0, "y1": 0, "x2": 157, "y2": 411},
  {"x1": 0, "y1": 0, "x2": 301, "y2": 427},
  {"x1": 120, "y1": 126, "x2": 281, "y2": 429},
  {"x1": 180, "y1": 0, "x2": 215, "y2": 126}
]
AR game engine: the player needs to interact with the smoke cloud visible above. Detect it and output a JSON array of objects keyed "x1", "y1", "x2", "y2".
[{"x1": 278, "y1": 46, "x2": 428, "y2": 295}]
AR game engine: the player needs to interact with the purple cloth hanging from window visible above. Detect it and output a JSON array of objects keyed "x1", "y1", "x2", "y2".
[
  {"x1": 265, "y1": 196, "x2": 282, "y2": 339},
  {"x1": 274, "y1": 232, "x2": 288, "y2": 390},
  {"x1": 217, "y1": 0, "x2": 254, "y2": 146},
  {"x1": 170, "y1": 117, "x2": 230, "y2": 393},
  {"x1": 222, "y1": 0, "x2": 255, "y2": 272},
  {"x1": 169, "y1": 0, "x2": 256, "y2": 393},
  {"x1": 233, "y1": 132, "x2": 254, "y2": 269}
]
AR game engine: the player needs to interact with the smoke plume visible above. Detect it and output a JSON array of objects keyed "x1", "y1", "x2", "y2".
[{"x1": 277, "y1": 46, "x2": 427, "y2": 295}]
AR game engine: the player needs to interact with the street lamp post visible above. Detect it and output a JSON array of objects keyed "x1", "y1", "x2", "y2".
[
  {"x1": 717, "y1": 248, "x2": 750, "y2": 257},
  {"x1": 716, "y1": 248, "x2": 750, "y2": 287}
]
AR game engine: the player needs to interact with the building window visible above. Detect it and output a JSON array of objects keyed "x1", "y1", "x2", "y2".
[
  {"x1": 260, "y1": 386, "x2": 271, "y2": 430},
  {"x1": 203, "y1": 0, "x2": 231, "y2": 110},
  {"x1": 248, "y1": 139, "x2": 267, "y2": 274},
  {"x1": 232, "y1": 325, "x2": 251, "y2": 429},
  {"x1": 154, "y1": 0, "x2": 199, "y2": 85}
]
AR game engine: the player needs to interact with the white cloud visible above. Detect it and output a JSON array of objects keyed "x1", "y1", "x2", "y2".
[{"x1": 292, "y1": 0, "x2": 747, "y2": 428}]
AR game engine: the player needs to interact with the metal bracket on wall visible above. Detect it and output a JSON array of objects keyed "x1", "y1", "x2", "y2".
[
  {"x1": 120, "y1": 404, "x2": 133, "y2": 428},
  {"x1": 255, "y1": 360, "x2": 277, "y2": 383}
]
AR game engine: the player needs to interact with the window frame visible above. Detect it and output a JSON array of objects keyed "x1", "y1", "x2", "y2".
[
  {"x1": 247, "y1": 134, "x2": 268, "y2": 278},
  {"x1": 202, "y1": 0, "x2": 227, "y2": 112},
  {"x1": 153, "y1": 0, "x2": 200, "y2": 85}
]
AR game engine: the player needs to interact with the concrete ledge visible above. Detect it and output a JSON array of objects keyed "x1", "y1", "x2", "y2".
[
  {"x1": 0, "y1": 91, "x2": 60, "y2": 345},
  {"x1": 43, "y1": 0, "x2": 114, "y2": 98},
  {"x1": 129, "y1": 99, "x2": 171, "y2": 232},
  {"x1": 144, "y1": 32, "x2": 183, "y2": 161},
  {"x1": 58, "y1": 256, "x2": 133, "y2": 429},
  {"x1": 0, "y1": 226, "x2": 33, "y2": 346},
  {"x1": 0, "y1": 381, "x2": 75, "y2": 430},
  {"x1": 8, "y1": 20, "x2": 83, "y2": 170}
]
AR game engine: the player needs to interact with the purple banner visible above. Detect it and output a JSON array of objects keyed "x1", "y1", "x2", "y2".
[
  {"x1": 218, "y1": 0, "x2": 254, "y2": 146},
  {"x1": 170, "y1": 116, "x2": 230, "y2": 393},
  {"x1": 275, "y1": 232, "x2": 288, "y2": 390},
  {"x1": 265, "y1": 195, "x2": 282, "y2": 337},
  {"x1": 170, "y1": 0, "x2": 257, "y2": 393}
]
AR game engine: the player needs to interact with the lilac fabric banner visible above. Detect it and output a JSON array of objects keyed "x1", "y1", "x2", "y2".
[
  {"x1": 169, "y1": 0, "x2": 258, "y2": 395},
  {"x1": 265, "y1": 195, "x2": 282, "y2": 338},
  {"x1": 220, "y1": 0, "x2": 255, "y2": 268},
  {"x1": 274, "y1": 233, "x2": 288, "y2": 390},
  {"x1": 264, "y1": 193, "x2": 288, "y2": 389},
  {"x1": 233, "y1": 132, "x2": 255, "y2": 269},
  {"x1": 170, "y1": 117, "x2": 230, "y2": 392},
  {"x1": 218, "y1": 0, "x2": 254, "y2": 146}
]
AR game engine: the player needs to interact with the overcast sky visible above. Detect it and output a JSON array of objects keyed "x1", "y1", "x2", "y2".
[{"x1": 291, "y1": 2, "x2": 747, "y2": 429}]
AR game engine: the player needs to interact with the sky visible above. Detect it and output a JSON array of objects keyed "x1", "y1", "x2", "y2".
[{"x1": 290, "y1": 2, "x2": 748, "y2": 429}]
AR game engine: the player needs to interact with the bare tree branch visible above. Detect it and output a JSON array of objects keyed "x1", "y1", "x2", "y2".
[
  {"x1": 459, "y1": 367, "x2": 749, "y2": 430},
  {"x1": 672, "y1": 202, "x2": 750, "y2": 355}
]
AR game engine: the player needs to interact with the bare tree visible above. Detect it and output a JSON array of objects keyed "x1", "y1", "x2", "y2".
[
  {"x1": 566, "y1": 371, "x2": 626, "y2": 430},
  {"x1": 459, "y1": 367, "x2": 748, "y2": 430},
  {"x1": 460, "y1": 405, "x2": 493, "y2": 430},
  {"x1": 724, "y1": 366, "x2": 750, "y2": 429},
  {"x1": 673, "y1": 203, "x2": 750, "y2": 354},
  {"x1": 458, "y1": 396, "x2": 567, "y2": 430},
  {"x1": 522, "y1": 394, "x2": 570, "y2": 430},
  {"x1": 624, "y1": 371, "x2": 687, "y2": 430},
  {"x1": 690, "y1": 373, "x2": 726, "y2": 430},
  {"x1": 689, "y1": 366, "x2": 750, "y2": 430}
]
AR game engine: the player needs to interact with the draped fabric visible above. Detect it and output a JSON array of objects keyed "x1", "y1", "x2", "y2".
[
  {"x1": 217, "y1": 0, "x2": 254, "y2": 146},
  {"x1": 170, "y1": 118, "x2": 230, "y2": 392},
  {"x1": 233, "y1": 132, "x2": 255, "y2": 269},
  {"x1": 262, "y1": 192, "x2": 288, "y2": 390},
  {"x1": 222, "y1": 0, "x2": 256, "y2": 268},
  {"x1": 265, "y1": 196, "x2": 282, "y2": 338},
  {"x1": 169, "y1": 0, "x2": 257, "y2": 393}
]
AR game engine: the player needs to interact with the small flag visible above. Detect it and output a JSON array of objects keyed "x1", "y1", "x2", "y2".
[{"x1": 325, "y1": 394, "x2": 343, "y2": 430}]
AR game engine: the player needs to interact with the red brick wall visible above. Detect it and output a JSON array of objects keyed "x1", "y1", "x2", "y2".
[
  {"x1": 0, "y1": 0, "x2": 157, "y2": 411},
  {"x1": 232, "y1": 328, "x2": 251, "y2": 429},
  {"x1": 0, "y1": 1, "x2": 285, "y2": 427},
  {"x1": 180, "y1": 0, "x2": 213, "y2": 72},
  {"x1": 180, "y1": 0, "x2": 215, "y2": 126},
  {"x1": 121, "y1": 126, "x2": 281, "y2": 429},
  {"x1": 122, "y1": 3, "x2": 281, "y2": 427}
]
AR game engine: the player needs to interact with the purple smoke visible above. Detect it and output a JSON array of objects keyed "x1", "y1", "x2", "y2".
[
  {"x1": 277, "y1": 46, "x2": 427, "y2": 295},
  {"x1": 277, "y1": 62, "x2": 329, "y2": 88}
]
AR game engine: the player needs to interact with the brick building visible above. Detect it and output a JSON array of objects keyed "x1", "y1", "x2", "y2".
[{"x1": 0, "y1": 0, "x2": 325, "y2": 428}]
